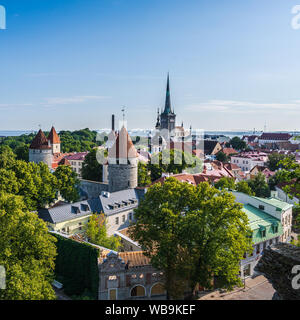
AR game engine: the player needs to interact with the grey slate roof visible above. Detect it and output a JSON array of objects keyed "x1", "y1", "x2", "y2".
[
  {"x1": 38, "y1": 188, "x2": 146, "y2": 224},
  {"x1": 38, "y1": 200, "x2": 92, "y2": 224},
  {"x1": 96, "y1": 188, "x2": 143, "y2": 216}
]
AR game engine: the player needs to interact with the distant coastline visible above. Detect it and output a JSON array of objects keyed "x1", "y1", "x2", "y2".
[{"x1": 1, "y1": 129, "x2": 299, "y2": 138}]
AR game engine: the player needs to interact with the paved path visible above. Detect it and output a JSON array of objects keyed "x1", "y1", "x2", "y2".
[{"x1": 199, "y1": 275, "x2": 275, "y2": 300}]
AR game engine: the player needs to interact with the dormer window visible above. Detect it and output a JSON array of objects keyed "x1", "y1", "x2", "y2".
[{"x1": 71, "y1": 206, "x2": 80, "y2": 214}]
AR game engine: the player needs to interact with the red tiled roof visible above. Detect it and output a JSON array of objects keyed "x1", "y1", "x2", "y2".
[
  {"x1": 260, "y1": 133, "x2": 292, "y2": 141},
  {"x1": 29, "y1": 129, "x2": 51, "y2": 150},
  {"x1": 48, "y1": 126, "x2": 61, "y2": 144},
  {"x1": 65, "y1": 152, "x2": 88, "y2": 161}
]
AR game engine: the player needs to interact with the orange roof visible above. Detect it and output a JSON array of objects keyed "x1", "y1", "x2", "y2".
[
  {"x1": 99, "y1": 250, "x2": 151, "y2": 267},
  {"x1": 29, "y1": 129, "x2": 51, "y2": 150},
  {"x1": 109, "y1": 126, "x2": 138, "y2": 159},
  {"x1": 48, "y1": 126, "x2": 61, "y2": 144}
]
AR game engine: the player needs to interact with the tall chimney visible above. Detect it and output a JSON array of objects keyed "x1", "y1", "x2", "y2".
[{"x1": 112, "y1": 114, "x2": 115, "y2": 131}]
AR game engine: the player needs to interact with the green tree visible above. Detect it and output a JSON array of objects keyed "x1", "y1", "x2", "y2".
[
  {"x1": 130, "y1": 178, "x2": 252, "y2": 299},
  {"x1": 15, "y1": 143, "x2": 29, "y2": 161},
  {"x1": 266, "y1": 153, "x2": 295, "y2": 171},
  {"x1": 85, "y1": 214, "x2": 121, "y2": 251},
  {"x1": 236, "y1": 181, "x2": 254, "y2": 196},
  {"x1": 54, "y1": 165, "x2": 80, "y2": 202},
  {"x1": 216, "y1": 151, "x2": 229, "y2": 163},
  {"x1": 138, "y1": 162, "x2": 151, "y2": 187},
  {"x1": 214, "y1": 177, "x2": 235, "y2": 190},
  {"x1": 0, "y1": 192, "x2": 57, "y2": 300},
  {"x1": 229, "y1": 137, "x2": 247, "y2": 151},
  {"x1": 149, "y1": 149, "x2": 202, "y2": 182},
  {"x1": 248, "y1": 173, "x2": 270, "y2": 198},
  {"x1": 81, "y1": 149, "x2": 103, "y2": 182},
  {"x1": 0, "y1": 145, "x2": 16, "y2": 168}
]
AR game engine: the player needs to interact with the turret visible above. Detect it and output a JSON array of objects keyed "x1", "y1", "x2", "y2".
[
  {"x1": 29, "y1": 129, "x2": 53, "y2": 169},
  {"x1": 108, "y1": 126, "x2": 138, "y2": 193},
  {"x1": 48, "y1": 126, "x2": 61, "y2": 154}
]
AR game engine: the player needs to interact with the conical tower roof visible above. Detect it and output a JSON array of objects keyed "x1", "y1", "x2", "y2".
[
  {"x1": 109, "y1": 126, "x2": 138, "y2": 159},
  {"x1": 48, "y1": 126, "x2": 61, "y2": 144},
  {"x1": 30, "y1": 129, "x2": 51, "y2": 150}
]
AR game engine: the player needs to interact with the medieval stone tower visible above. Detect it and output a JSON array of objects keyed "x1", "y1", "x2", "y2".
[
  {"x1": 29, "y1": 129, "x2": 53, "y2": 169},
  {"x1": 108, "y1": 126, "x2": 138, "y2": 193},
  {"x1": 48, "y1": 126, "x2": 61, "y2": 154}
]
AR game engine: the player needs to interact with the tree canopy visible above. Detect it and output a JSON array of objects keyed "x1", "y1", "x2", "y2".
[
  {"x1": 0, "y1": 192, "x2": 57, "y2": 300},
  {"x1": 85, "y1": 214, "x2": 121, "y2": 251},
  {"x1": 267, "y1": 153, "x2": 295, "y2": 171},
  {"x1": 148, "y1": 149, "x2": 203, "y2": 182},
  {"x1": 53, "y1": 165, "x2": 80, "y2": 203},
  {"x1": 227, "y1": 137, "x2": 247, "y2": 151},
  {"x1": 81, "y1": 149, "x2": 104, "y2": 182},
  {"x1": 130, "y1": 178, "x2": 252, "y2": 299}
]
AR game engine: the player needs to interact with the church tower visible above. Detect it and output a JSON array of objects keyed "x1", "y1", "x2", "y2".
[
  {"x1": 108, "y1": 126, "x2": 138, "y2": 193},
  {"x1": 159, "y1": 73, "x2": 176, "y2": 132}
]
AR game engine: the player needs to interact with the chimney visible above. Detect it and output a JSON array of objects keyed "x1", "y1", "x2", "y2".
[{"x1": 112, "y1": 114, "x2": 115, "y2": 131}]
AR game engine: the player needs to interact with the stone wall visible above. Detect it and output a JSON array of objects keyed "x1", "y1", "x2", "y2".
[
  {"x1": 108, "y1": 164, "x2": 138, "y2": 193},
  {"x1": 255, "y1": 243, "x2": 300, "y2": 300},
  {"x1": 79, "y1": 179, "x2": 108, "y2": 199}
]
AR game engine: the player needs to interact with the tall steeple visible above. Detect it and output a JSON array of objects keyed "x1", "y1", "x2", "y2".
[
  {"x1": 159, "y1": 73, "x2": 176, "y2": 132},
  {"x1": 163, "y1": 73, "x2": 172, "y2": 114}
]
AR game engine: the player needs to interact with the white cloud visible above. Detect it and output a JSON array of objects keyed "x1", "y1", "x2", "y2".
[
  {"x1": 0, "y1": 103, "x2": 33, "y2": 108},
  {"x1": 43, "y1": 95, "x2": 109, "y2": 106},
  {"x1": 185, "y1": 99, "x2": 300, "y2": 114}
]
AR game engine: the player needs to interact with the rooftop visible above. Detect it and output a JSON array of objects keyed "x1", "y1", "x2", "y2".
[
  {"x1": 243, "y1": 204, "x2": 280, "y2": 230},
  {"x1": 252, "y1": 196, "x2": 293, "y2": 211}
]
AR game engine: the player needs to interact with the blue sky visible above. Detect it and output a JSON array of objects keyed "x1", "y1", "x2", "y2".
[{"x1": 1, "y1": 0, "x2": 300, "y2": 131}]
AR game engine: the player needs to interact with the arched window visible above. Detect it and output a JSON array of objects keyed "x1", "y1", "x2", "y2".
[
  {"x1": 131, "y1": 285, "x2": 145, "y2": 297},
  {"x1": 151, "y1": 283, "x2": 165, "y2": 296}
]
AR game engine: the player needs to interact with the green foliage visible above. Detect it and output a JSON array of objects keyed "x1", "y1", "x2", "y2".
[
  {"x1": 52, "y1": 233, "x2": 99, "y2": 299},
  {"x1": 267, "y1": 153, "x2": 295, "y2": 171},
  {"x1": 0, "y1": 192, "x2": 57, "y2": 300},
  {"x1": 236, "y1": 181, "x2": 254, "y2": 196},
  {"x1": 130, "y1": 178, "x2": 252, "y2": 299},
  {"x1": 214, "y1": 177, "x2": 235, "y2": 190},
  {"x1": 0, "y1": 134, "x2": 35, "y2": 160},
  {"x1": 0, "y1": 160, "x2": 58, "y2": 210},
  {"x1": 85, "y1": 214, "x2": 121, "y2": 251},
  {"x1": 228, "y1": 137, "x2": 247, "y2": 151},
  {"x1": 0, "y1": 145, "x2": 16, "y2": 168},
  {"x1": 54, "y1": 165, "x2": 80, "y2": 202},
  {"x1": 248, "y1": 172, "x2": 270, "y2": 198},
  {"x1": 59, "y1": 128, "x2": 101, "y2": 153},
  {"x1": 81, "y1": 149, "x2": 103, "y2": 182},
  {"x1": 0, "y1": 155, "x2": 80, "y2": 210},
  {"x1": 216, "y1": 151, "x2": 229, "y2": 163},
  {"x1": 138, "y1": 162, "x2": 151, "y2": 187},
  {"x1": 149, "y1": 149, "x2": 203, "y2": 182}
]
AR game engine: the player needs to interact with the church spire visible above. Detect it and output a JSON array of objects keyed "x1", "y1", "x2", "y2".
[{"x1": 163, "y1": 73, "x2": 172, "y2": 114}]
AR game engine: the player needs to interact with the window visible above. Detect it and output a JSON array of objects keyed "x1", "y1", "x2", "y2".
[
  {"x1": 122, "y1": 215, "x2": 125, "y2": 223},
  {"x1": 129, "y1": 213, "x2": 132, "y2": 221},
  {"x1": 109, "y1": 275, "x2": 117, "y2": 281},
  {"x1": 259, "y1": 205, "x2": 265, "y2": 211},
  {"x1": 131, "y1": 274, "x2": 137, "y2": 279},
  {"x1": 115, "y1": 217, "x2": 119, "y2": 225},
  {"x1": 151, "y1": 283, "x2": 165, "y2": 297},
  {"x1": 131, "y1": 286, "x2": 145, "y2": 297}
]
